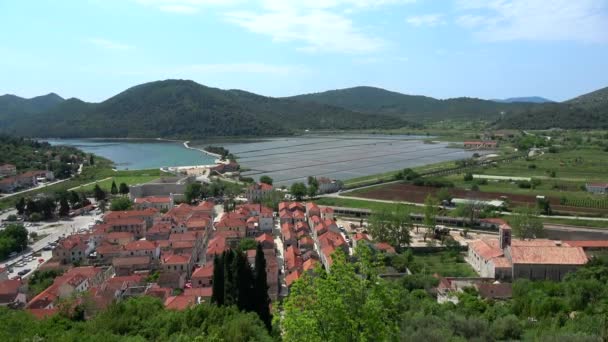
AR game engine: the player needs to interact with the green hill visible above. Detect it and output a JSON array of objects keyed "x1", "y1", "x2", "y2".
[
  {"x1": 495, "y1": 86, "x2": 608, "y2": 129},
  {"x1": 0, "y1": 80, "x2": 411, "y2": 138},
  {"x1": 286, "y1": 86, "x2": 537, "y2": 122}
]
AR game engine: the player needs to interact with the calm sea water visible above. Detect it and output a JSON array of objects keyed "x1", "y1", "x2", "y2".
[{"x1": 44, "y1": 139, "x2": 216, "y2": 170}]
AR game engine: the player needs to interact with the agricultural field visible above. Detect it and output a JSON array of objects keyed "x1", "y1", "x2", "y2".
[
  {"x1": 314, "y1": 197, "x2": 421, "y2": 214},
  {"x1": 408, "y1": 251, "x2": 477, "y2": 277}
]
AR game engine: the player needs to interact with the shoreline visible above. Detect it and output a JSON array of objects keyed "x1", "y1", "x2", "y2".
[{"x1": 182, "y1": 140, "x2": 223, "y2": 160}]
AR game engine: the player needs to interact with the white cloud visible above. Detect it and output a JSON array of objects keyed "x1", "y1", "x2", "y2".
[
  {"x1": 88, "y1": 38, "x2": 133, "y2": 50},
  {"x1": 224, "y1": 1, "x2": 416, "y2": 54},
  {"x1": 132, "y1": 0, "x2": 416, "y2": 53},
  {"x1": 455, "y1": 0, "x2": 608, "y2": 43},
  {"x1": 406, "y1": 14, "x2": 444, "y2": 27},
  {"x1": 226, "y1": 9, "x2": 384, "y2": 54}
]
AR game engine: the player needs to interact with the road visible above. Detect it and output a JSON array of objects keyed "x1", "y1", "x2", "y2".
[
  {"x1": 273, "y1": 221, "x2": 288, "y2": 298},
  {"x1": 1, "y1": 210, "x2": 103, "y2": 279},
  {"x1": 0, "y1": 178, "x2": 71, "y2": 200}
]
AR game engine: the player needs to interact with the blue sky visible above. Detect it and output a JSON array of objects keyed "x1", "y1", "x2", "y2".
[{"x1": 1, "y1": 0, "x2": 607, "y2": 102}]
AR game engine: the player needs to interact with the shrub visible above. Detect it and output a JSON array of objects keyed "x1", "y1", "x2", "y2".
[
  {"x1": 517, "y1": 181, "x2": 532, "y2": 189},
  {"x1": 463, "y1": 173, "x2": 474, "y2": 182},
  {"x1": 528, "y1": 164, "x2": 536, "y2": 169}
]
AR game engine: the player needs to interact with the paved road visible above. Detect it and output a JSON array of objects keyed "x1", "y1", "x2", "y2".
[
  {"x1": 273, "y1": 221, "x2": 288, "y2": 298},
  {"x1": 0, "y1": 178, "x2": 71, "y2": 199},
  {"x1": 2, "y1": 212, "x2": 103, "y2": 279}
]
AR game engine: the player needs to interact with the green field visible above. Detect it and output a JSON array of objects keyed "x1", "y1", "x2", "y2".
[
  {"x1": 70, "y1": 174, "x2": 165, "y2": 193},
  {"x1": 410, "y1": 251, "x2": 477, "y2": 277},
  {"x1": 475, "y1": 148, "x2": 608, "y2": 181}
]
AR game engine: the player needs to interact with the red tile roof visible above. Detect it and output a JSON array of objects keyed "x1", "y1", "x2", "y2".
[
  {"x1": 564, "y1": 240, "x2": 608, "y2": 248},
  {"x1": 375, "y1": 242, "x2": 396, "y2": 254},
  {"x1": 162, "y1": 254, "x2": 191, "y2": 265},
  {"x1": 303, "y1": 258, "x2": 318, "y2": 271},
  {"x1": 285, "y1": 270, "x2": 301, "y2": 287},
  {"x1": 256, "y1": 233, "x2": 274, "y2": 245},
  {"x1": 184, "y1": 287, "x2": 212, "y2": 298},
  {"x1": 468, "y1": 239, "x2": 504, "y2": 260},
  {"x1": 27, "y1": 308, "x2": 58, "y2": 320},
  {"x1": 510, "y1": 246, "x2": 588, "y2": 265},
  {"x1": 164, "y1": 295, "x2": 198, "y2": 310},
  {"x1": 192, "y1": 264, "x2": 214, "y2": 278},
  {"x1": 124, "y1": 240, "x2": 157, "y2": 251},
  {"x1": 134, "y1": 196, "x2": 171, "y2": 204},
  {"x1": 113, "y1": 256, "x2": 151, "y2": 267}
]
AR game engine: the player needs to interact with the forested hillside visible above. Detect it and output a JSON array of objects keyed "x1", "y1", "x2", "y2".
[
  {"x1": 0, "y1": 80, "x2": 410, "y2": 139},
  {"x1": 0, "y1": 135, "x2": 86, "y2": 178},
  {"x1": 496, "y1": 87, "x2": 608, "y2": 129},
  {"x1": 286, "y1": 86, "x2": 538, "y2": 122}
]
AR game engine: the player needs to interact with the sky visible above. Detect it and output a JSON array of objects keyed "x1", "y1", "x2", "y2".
[{"x1": 1, "y1": 0, "x2": 607, "y2": 102}]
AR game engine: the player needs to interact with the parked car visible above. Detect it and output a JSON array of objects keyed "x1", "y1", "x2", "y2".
[
  {"x1": 42, "y1": 246, "x2": 53, "y2": 251},
  {"x1": 17, "y1": 269, "x2": 30, "y2": 276}
]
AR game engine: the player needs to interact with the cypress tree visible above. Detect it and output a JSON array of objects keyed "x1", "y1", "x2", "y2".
[
  {"x1": 254, "y1": 243, "x2": 272, "y2": 331},
  {"x1": 223, "y1": 250, "x2": 236, "y2": 306},
  {"x1": 110, "y1": 180, "x2": 118, "y2": 195},
  {"x1": 235, "y1": 251, "x2": 255, "y2": 312},
  {"x1": 211, "y1": 254, "x2": 224, "y2": 305}
]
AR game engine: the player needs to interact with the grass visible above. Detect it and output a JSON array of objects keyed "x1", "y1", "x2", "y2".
[
  {"x1": 71, "y1": 174, "x2": 165, "y2": 193},
  {"x1": 410, "y1": 251, "x2": 477, "y2": 277},
  {"x1": 314, "y1": 197, "x2": 421, "y2": 213},
  {"x1": 538, "y1": 217, "x2": 608, "y2": 229}
]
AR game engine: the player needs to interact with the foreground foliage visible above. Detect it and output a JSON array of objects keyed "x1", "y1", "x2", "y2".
[
  {"x1": 0, "y1": 296, "x2": 272, "y2": 341},
  {"x1": 282, "y1": 249, "x2": 608, "y2": 341}
]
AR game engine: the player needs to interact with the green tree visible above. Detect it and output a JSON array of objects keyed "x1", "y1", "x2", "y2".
[
  {"x1": 89, "y1": 154, "x2": 94, "y2": 165},
  {"x1": 59, "y1": 196, "x2": 70, "y2": 217},
  {"x1": 290, "y1": 182, "x2": 307, "y2": 201},
  {"x1": 282, "y1": 250, "x2": 400, "y2": 341},
  {"x1": 211, "y1": 254, "x2": 225, "y2": 306},
  {"x1": 238, "y1": 238, "x2": 258, "y2": 251},
  {"x1": 368, "y1": 206, "x2": 412, "y2": 250},
  {"x1": 436, "y1": 187, "x2": 452, "y2": 202},
  {"x1": 185, "y1": 182, "x2": 203, "y2": 204},
  {"x1": 110, "y1": 197, "x2": 133, "y2": 211},
  {"x1": 307, "y1": 183, "x2": 318, "y2": 199},
  {"x1": 423, "y1": 195, "x2": 439, "y2": 240},
  {"x1": 69, "y1": 191, "x2": 81, "y2": 207},
  {"x1": 118, "y1": 182, "x2": 129, "y2": 195},
  {"x1": 93, "y1": 184, "x2": 106, "y2": 201},
  {"x1": 110, "y1": 180, "x2": 118, "y2": 195},
  {"x1": 15, "y1": 197, "x2": 25, "y2": 215},
  {"x1": 98, "y1": 199, "x2": 107, "y2": 213},
  {"x1": 234, "y1": 251, "x2": 255, "y2": 312},
  {"x1": 259, "y1": 175, "x2": 273, "y2": 185},
  {"x1": 511, "y1": 206, "x2": 544, "y2": 239},
  {"x1": 254, "y1": 243, "x2": 272, "y2": 331},
  {"x1": 307, "y1": 176, "x2": 318, "y2": 188}
]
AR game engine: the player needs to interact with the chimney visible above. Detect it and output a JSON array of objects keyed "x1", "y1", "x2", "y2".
[{"x1": 498, "y1": 224, "x2": 512, "y2": 249}]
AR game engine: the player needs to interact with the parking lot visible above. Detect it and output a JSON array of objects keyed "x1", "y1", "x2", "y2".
[{"x1": 1, "y1": 209, "x2": 103, "y2": 279}]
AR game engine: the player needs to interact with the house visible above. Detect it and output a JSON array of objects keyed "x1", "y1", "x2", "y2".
[
  {"x1": 303, "y1": 258, "x2": 319, "y2": 272},
  {"x1": 27, "y1": 267, "x2": 108, "y2": 309},
  {"x1": 317, "y1": 231, "x2": 348, "y2": 271},
  {"x1": 191, "y1": 264, "x2": 214, "y2": 288},
  {"x1": 352, "y1": 233, "x2": 371, "y2": 248},
  {"x1": 0, "y1": 279, "x2": 26, "y2": 306},
  {"x1": 146, "y1": 222, "x2": 172, "y2": 241},
  {"x1": 281, "y1": 223, "x2": 296, "y2": 247},
  {"x1": 112, "y1": 256, "x2": 152, "y2": 276},
  {"x1": 206, "y1": 234, "x2": 229, "y2": 261},
  {"x1": 437, "y1": 277, "x2": 512, "y2": 304},
  {"x1": 95, "y1": 243, "x2": 123, "y2": 264},
  {"x1": 105, "y1": 218, "x2": 147, "y2": 239},
  {"x1": 53, "y1": 234, "x2": 91, "y2": 264},
  {"x1": 0, "y1": 173, "x2": 36, "y2": 193},
  {"x1": 284, "y1": 245, "x2": 303, "y2": 273},
  {"x1": 374, "y1": 242, "x2": 396, "y2": 254},
  {"x1": 467, "y1": 224, "x2": 588, "y2": 281},
  {"x1": 104, "y1": 232, "x2": 135, "y2": 246},
  {"x1": 215, "y1": 213, "x2": 247, "y2": 237},
  {"x1": 245, "y1": 182, "x2": 273, "y2": 202},
  {"x1": 0, "y1": 163, "x2": 16, "y2": 177},
  {"x1": 316, "y1": 177, "x2": 343, "y2": 194},
  {"x1": 123, "y1": 240, "x2": 160, "y2": 259},
  {"x1": 164, "y1": 295, "x2": 199, "y2": 310},
  {"x1": 298, "y1": 236, "x2": 315, "y2": 252},
  {"x1": 22, "y1": 170, "x2": 54, "y2": 182},
  {"x1": 134, "y1": 196, "x2": 174, "y2": 211},
  {"x1": 306, "y1": 202, "x2": 321, "y2": 218},
  {"x1": 256, "y1": 233, "x2": 275, "y2": 250},
  {"x1": 320, "y1": 207, "x2": 334, "y2": 220},
  {"x1": 463, "y1": 140, "x2": 498, "y2": 149},
  {"x1": 585, "y1": 183, "x2": 608, "y2": 194},
  {"x1": 158, "y1": 271, "x2": 186, "y2": 289},
  {"x1": 161, "y1": 253, "x2": 193, "y2": 277},
  {"x1": 104, "y1": 208, "x2": 159, "y2": 230}
]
